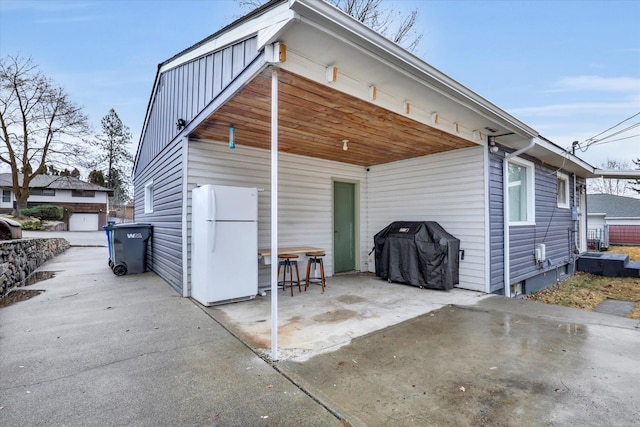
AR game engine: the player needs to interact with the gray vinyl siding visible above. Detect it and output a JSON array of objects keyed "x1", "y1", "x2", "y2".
[
  {"x1": 133, "y1": 138, "x2": 184, "y2": 293},
  {"x1": 185, "y1": 139, "x2": 367, "y2": 294},
  {"x1": 367, "y1": 146, "x2": 487, "y2": 292},
  {"x1": 135, "y1": 37, "x2": 258, "y2": 175},
  {"x1": 488, "y1": 151, "x2": 504, "y2": 293},
  {"x1": 489, "y1": 149, "x2": 584, "y2": 293},
  {"x1": 133, "y1": 36, "x2": 261, "y2": 293}
]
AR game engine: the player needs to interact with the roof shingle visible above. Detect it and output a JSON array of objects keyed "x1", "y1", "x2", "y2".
[{"x1": 587, "y1": 194, "x2": 640, "y2": 218}]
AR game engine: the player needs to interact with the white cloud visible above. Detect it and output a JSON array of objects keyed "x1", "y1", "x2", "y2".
[
  {"x1": 0, "y1": 0, "x2": 93, "y2": 12},
  {"x1": 548, "y1": 75, "x2": 640, "y2": 93},
  {"x1": 510, "y1": 101, "x2": 638, "y2": 117},
  {"x1": 33, "y1": 15, "x2": 94, "y2": 24}
]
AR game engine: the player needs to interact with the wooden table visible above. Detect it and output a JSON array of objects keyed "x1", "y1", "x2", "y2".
[{"x1": 258, "y1": 247, "x2": 325, "y2": 265}]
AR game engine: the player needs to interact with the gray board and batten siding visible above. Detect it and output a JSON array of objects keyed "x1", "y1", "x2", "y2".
[
  {"x1": 488, "y1": 148, "x2": 585, "y2": 294},
  {"x1": 133, "y1": 37, "x2": 260, "y2": 293}
]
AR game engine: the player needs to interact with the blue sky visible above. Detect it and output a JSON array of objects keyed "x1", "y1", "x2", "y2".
[{"x1": 1, "y1": 0, "x2": 639, "y2": 172}]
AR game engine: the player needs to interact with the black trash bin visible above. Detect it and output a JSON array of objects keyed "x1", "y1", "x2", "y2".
[
  {"x1": 374, "y1": 221, "x2": 460, "y2": 290},
  {"x1": 110, "y1": 223, "x2": 152, "y2": 276}
]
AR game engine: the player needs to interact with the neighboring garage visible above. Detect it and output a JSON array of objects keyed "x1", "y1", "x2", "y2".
[
  {"x1": 0, "y1": 173, "x2": 112, "y2": 231},
  {"x1": 587, "y1": 194, "x2": 640, "y2": 247},
  {"x1": 69, "y1": 213, "x2": 100, "y2": 231}
]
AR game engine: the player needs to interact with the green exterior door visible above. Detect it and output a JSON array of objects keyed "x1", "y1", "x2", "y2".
[{"x1": 334, "y1": 181, "x2": 356, "y2": 273}]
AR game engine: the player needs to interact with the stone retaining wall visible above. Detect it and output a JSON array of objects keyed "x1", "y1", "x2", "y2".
[{"x1": 0, "y1": 238, "x2": 70, "y2": 297}]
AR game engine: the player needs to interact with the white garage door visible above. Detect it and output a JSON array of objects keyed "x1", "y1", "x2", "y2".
[{"x1": 69, "y1": 213, "x2": 99, "y2": 231}]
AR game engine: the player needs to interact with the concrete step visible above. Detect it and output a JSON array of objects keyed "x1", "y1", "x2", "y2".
[
  {"x1": 623, "y1": 261, "x2": 640, "y2": 278},
  {"x1": 577, "y1": 253, "x2": 631, "y2": 277}
]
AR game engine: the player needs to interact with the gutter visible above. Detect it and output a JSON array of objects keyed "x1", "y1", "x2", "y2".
[
  {"x1": 594, "y1": 169, "x2": 640, "y2": 179},
  {"x1": 502, "y1": 137, "x2": 537, "y2": 297}
]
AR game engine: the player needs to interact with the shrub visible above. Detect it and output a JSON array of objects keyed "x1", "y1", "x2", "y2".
[
  {"x1": 20, "y1": 205, "x2": 64, "y2": 221},
  {"x1": 21, "y1": 220, "x2": 44, "y2": 230}
]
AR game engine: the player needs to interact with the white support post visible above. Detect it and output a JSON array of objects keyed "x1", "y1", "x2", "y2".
[{"x1": 270, "y1": 68, "x2": 279, "y2": 361}]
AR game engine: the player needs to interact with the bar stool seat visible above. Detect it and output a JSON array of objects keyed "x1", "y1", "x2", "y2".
[
  {"x1": 278, "y1": 254, "x2": 301, "y2": 296},
  {"x1": 305, "y1": 251, "x2": 326, "y2": 293}
]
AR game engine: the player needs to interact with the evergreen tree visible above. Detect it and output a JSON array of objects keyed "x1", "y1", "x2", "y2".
[
  {"x1": 89, "y1": 169, "x2": 106, "y2": 187},
  {"x1": 92, "y1": 108, "x2": 133, "y2": 205}
]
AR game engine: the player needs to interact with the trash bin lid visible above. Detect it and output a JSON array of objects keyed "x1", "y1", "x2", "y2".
[{"x1": 112, "y1": 223, "x2": 152, "y2": 229}]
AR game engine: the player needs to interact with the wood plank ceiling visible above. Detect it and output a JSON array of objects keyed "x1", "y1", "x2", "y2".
[{"x1": 190, "y1": 69, "x2": 476, "y2": 167}]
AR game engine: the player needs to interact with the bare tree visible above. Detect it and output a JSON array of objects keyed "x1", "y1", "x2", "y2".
[
  {"x1": 587, "y1": 158, "x2": 633, "y2": 196},
  {"x1": 235, "y1": 0, "x2": 422, "y2": 52},
  {"x1": 631, "y1": 158, "x2": 640, "y2": 195},
  {"x1": 0, "y1": 55, "x2": 90, "y2": 216}
]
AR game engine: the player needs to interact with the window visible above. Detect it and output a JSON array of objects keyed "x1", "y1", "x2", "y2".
[
  {"x1": 2, "y1": 190, "x2": 10, "y2": 203},
  {"x1": 144, "y1": 181, "x2": 154, "y2": 213},
  {"x1": 508, "y1": 157, "x2": 535, "y2": 225},
  {"x1": 31, "y1": 188, "x2": 56, "y2": 196},
  {"x1": 557, "y1": 172, "x2": 569, "y2": 209},
  {"x1": 71, "y1": 190, "x2": 95, "y2": 198}
]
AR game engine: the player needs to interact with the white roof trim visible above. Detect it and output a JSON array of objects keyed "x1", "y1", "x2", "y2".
[
  {"x1": 534, "y1": 138, "x2": 596, "y2": 174},
  {"x1": 593, "y1": 169, "x2": 640, "y2": 179},
  {"x1": 289, "y1": 0, "x2": 538, "y2": 138},
  {"x1": 160, "y1": 7, "x2": 295, "y2": 73}
]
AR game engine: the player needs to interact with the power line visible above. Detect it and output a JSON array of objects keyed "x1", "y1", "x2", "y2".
[
  {"x1": 588, "y1": 122, "x2": 640, "y2": 145},
  {"x1": 581, "y1": 111, "x2": 640, "y2": 146},
  {"x1": 588, "y1": 133, "x2": 640, "y2": 146}
]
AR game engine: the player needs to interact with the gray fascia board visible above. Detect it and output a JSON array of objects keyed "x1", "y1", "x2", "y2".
[{"x1": 289, "y1": 0, "x2": 538, "y2": 138}]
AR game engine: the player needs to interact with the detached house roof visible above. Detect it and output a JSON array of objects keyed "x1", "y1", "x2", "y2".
[
  {"x1": 0, "y1": 173, "x2": 113, "y2": 193},
  {"x1": 588, "y1": 194, "x2": 640, "y2": 218},
  {"x1": 134, "y1": 0, "x2": 598, "y2": 178}
]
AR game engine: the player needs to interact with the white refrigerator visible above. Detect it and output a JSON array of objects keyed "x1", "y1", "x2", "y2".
[{"x1": 191, "y1": 185, "x2": 258, "y2": 306}]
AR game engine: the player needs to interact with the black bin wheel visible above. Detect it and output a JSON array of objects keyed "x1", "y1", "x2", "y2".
[
  {"x1": 113, "y1": 264, "x2": 127, "y2": 276},
  {"x1": 108, "y1": 259, "x2": 113, "y2": 268}
]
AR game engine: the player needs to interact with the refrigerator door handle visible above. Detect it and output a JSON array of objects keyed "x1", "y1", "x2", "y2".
[
  {"x1": 208, "y1": 186, "x2": 217, "y2": 253},
  {"x1": 209, "y1": 220, "x2": 216, "y2": 253}
]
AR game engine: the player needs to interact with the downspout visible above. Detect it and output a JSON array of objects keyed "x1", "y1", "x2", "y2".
[
  {"x1": 573, "y1": 174, "x2": 580, "y2": 255},
  {"x1": 502, "y1": 137, "x2": 536, "y2": 297}
]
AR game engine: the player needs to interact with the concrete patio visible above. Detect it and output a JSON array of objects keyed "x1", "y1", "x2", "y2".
[
  {"x1": 206, "y1": 273, "x2": 489, "y2": 361},
  {"x1": 2, "y1": 244, "x2": 639, "y2": 426}
]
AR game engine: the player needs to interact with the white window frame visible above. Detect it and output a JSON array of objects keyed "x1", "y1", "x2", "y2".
[
  {"x1": 508, "y1": 157, "x2": 535, "y2": 226},
  {"x1": 1, "y1": 189, "x2": 11, "y2": 203},
  {"x1": 557, "y1": 172, "x2": 570, "y2": 209},
  {"x1": 144, "y1": 181, "x2": 154, "y2": 213}
]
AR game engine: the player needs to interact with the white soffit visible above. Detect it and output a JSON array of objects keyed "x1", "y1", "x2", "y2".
[
  {"x1": 288, "y1": 0, "x2": 537, "y2": 139},
  {"x1": 276, "y1": 23, "x2": 506, "y2": 145}
]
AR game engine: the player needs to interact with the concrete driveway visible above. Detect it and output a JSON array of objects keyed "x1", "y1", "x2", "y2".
[
  {"x1": 1, "y1": 245, "x2": 639, "y2": 426},
  {"x1": 0, "y1": 247, "x2": 341, "y2": 427}
]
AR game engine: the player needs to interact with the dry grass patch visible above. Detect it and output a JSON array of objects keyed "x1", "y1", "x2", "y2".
[
  {"x1": 608, "y1": 245, "x2": 640, "y2": 261},
  {"x1": 526, "y1": 272, "x2": 640, "y2": 320}
]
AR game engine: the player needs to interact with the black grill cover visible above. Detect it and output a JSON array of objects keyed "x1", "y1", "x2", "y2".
[{"x1": 374, "y1": 221, "x2": 460, "y2": 290}]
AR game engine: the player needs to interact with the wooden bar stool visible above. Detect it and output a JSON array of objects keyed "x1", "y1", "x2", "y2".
[
  {"x1": 278, "y1": 254, "x2": 301, "y2": 296},
  {"x1": 305, "y1": 251, "x2": 326, "y2": 293}
]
